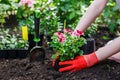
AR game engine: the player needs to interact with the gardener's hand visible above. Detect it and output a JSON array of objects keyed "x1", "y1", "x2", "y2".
[{"x1": 59, "y1": 52, "x2": 99, "y2": 72}]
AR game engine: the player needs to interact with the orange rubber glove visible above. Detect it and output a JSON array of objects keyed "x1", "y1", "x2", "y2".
[{"x1": 59, "y1": 52, "x2": 99, "y2": 72}]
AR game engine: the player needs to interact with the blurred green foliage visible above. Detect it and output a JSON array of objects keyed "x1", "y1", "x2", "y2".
[
  {"x1": 54, "y1": 0, "x2": 120, "y2": 34},
  {"x1": 0, "y1": 0, "x2": 120, "y2": 35},
  {"x1": 0, "y1": 0, "x2": 19, "y2": 25},
  {"x1": 99, "y1": 0, "x2": 120, "y2": 33}
]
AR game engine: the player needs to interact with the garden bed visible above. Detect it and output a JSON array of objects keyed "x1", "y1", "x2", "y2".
[
  {"x1": 0, "y1": 27, "x2": 119, "y2": 80},
  {"x1": 0, "y1": 53, "x2": 119, "y2": 80}
]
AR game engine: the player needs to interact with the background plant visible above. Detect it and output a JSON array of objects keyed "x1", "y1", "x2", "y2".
[
  {"x1": 0, "y1": 0, "x2": 120, "y2": 43},
  {"x1": 99, "y1": 0, "x2": 120, "y2": 33},
  {"x1": 0, "y1": 0, "x2": 19, "y2": 26},
  {"x1": 17, "y1": 0, "x2": 59, "y2": 35},
  {"x1": 53, "y1": 0, "x2": 120, "y2": 35},
  {"x1": 0, "y1": 28, "x2": 28, "y2": 50}
]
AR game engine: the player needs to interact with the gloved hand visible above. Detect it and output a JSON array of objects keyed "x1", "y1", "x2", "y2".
[{"x1": 59, "y1": 52, "x2": 99, "y2": 72}]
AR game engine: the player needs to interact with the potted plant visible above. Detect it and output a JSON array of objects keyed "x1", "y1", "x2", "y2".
[
  {"x1": 4, "y1": 34, "x2": 28, "y2": 59},
  {"x1": 49, "y1": 30, "x2": 86, "y2": 70},
  {"x1": 5, "y1": 34, "x2": 19, "y2": 59},
  {"x1": 0, "y1": 28, "x2": 29, "y2": 59},
  {"x1": 0, "y1": 28, "x2": 11, "y2": 58},
  {"x1": 0, "y1": 40, "x2": 8, "y2": 58},
  {"x1": 16, "y1": 38, "x2": 29, "y2": 59}
]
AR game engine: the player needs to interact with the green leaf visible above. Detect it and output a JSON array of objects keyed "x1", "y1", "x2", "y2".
[
  {"x1": 51, "y1": 54, "x2": 58, "y2": 60},
  {"x1": 68, "y1": 12, "x2": 75, "y2": 20}
]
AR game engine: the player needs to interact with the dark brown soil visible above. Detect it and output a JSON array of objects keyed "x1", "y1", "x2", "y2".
[
  {"x1": 0, "y1": 52, "x2": 119, "y2": 80},
  {"x1": 0, "y1": 20, "x2": 120, "y2": 80}
]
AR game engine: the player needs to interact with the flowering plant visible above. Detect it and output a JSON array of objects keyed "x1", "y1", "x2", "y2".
[
  {"x1": 16, "y1": 0, "x2": 36, "y2": 34},
  {"x1": 19, "y1": 0, "x2": 35, "y2": 7},
  {"x1": 50, "y1": 29, "x2": 86, "y2": 61},
  {"x1": 17, "y1": 0, "x2": 35, "y2": 19}
]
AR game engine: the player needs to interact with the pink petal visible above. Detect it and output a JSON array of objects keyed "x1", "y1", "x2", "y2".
[
  {"x1": 72, "y1": 30, "x2": 84, "y2": 36},
  {"x1": 19, "y1": 0, "x2": 27, "y2": 6},
  {"x1": 64, "y1": 28, "x2": 73, "y2": 34},
  {"x1": 27, "y1": 0, "x2": 35, "y2": 7}
]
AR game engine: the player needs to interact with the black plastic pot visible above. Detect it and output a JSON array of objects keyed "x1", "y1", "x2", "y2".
[
  {"x1": 0, "y1": 50, "x2": 8, "y2": 59},
  {"x1": 7, "y1": 50, "x2": 17, "y2": 59},
  {"x1": 53, "y1": 60, "x2": 69, "y2": 71},
  {"x1": 0, "y1": 49, "x2": 28, "y2": 59},
  {"x1": 53, "y1": 60, "x2": 61, "y2": 71},
  {"x1": 82, "y1": 38, "x2": 96, "y2": 54},
  {"x1": 17, "y1": 49, "x2": 28, "y2": 59},
  {"x1": 28, "y1": 34, "x2": 44, "y2": 50}
]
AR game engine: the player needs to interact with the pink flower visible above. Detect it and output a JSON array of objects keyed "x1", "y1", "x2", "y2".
[
  {"x1": 19, "y1": 0, "x2": 35, "y2": 7},
  {"x1": 27, "y1": 0, "x2": 35, "y2": 7},
  {"x1": 64, "y1": 28, "x2": 73, "y2": 34},
  {"x1": 72, "y1": 30, "x2": 84, "y2": 36},
  {"x1": 19, "y1": 0, "x2": 27, "y2": 5},
  {"x1": 55, "y1": 32, "x2": 66, "y2": 43}
]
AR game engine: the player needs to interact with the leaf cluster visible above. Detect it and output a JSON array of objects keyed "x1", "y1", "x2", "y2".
[{"x1": 50, "y1": 33, "x2": 86, "y2": 61}]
